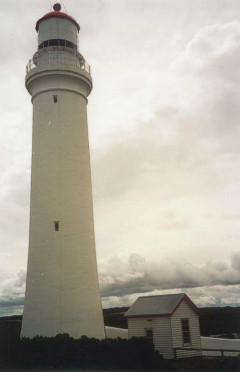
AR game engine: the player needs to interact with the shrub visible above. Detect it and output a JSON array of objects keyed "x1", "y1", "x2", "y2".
[{"x1": 0, "y1": 333, "x2": 169, "y2": 370}]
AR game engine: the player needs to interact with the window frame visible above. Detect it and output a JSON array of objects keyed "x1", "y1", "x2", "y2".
[
  {"x1": 38, "y1": 38, "x2": 77, "y2": 51},
  {"x1": 145, "y1": 327, "x2": 154, "y2": 342},
  {"x1": 181, "y1": 318, "x2": 191, "y2": 346}
]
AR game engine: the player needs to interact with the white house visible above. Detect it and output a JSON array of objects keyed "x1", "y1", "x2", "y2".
[{"x1": 125, "y1": 293, "x2": 202, "y2": 359}]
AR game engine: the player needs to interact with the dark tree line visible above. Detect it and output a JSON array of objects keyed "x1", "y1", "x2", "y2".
[
  {"x1": 0, "y1": 333, "x2": 168, "y2": 370},
  {"x1": 199, "y1": 307, "x2": 240, "y2": 337}
]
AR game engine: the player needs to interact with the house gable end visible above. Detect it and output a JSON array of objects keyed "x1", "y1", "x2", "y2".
[
  {"x1": 171, "y1": 294, "x2": 200, "y2": 316},
  {"x1": 170, "y1": 298, "x2": 202, "y2": 358}
]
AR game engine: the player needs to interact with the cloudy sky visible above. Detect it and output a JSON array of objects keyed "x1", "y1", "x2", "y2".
[{"x1": 0, "y1": 0, "x2": 240, "y2": 316}]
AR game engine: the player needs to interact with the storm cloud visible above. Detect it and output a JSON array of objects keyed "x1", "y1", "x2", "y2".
[
  {"x1": 99, "y1": 252, "x2": 240, "y2": 297},
  {"x1": 1, "y1": 252, "x2": 240, "y2": 315}
]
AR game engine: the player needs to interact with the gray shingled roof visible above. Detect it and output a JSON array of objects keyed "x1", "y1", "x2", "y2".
[{"x1": 125, "y1": 293, "x2": 186, "y2": 317}]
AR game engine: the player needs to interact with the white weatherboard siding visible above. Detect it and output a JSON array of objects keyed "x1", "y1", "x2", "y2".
[
  {"x1": 21, "y1": 14, "x2": 105, "y2": 340},
  {"x1": 171, "y1": 300, "x2": 201, "y2": 359},
  {"x1": 154, "y1": 317, "x2": 174, "y2": 359},
  {"x1": 128, "y1": 317, "x2": 174, "y2": 359}
]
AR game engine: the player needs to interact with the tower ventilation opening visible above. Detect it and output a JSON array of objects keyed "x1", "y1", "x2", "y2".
[{"x1": 54, "y1": 221, "x2": 59, "y2": 231}]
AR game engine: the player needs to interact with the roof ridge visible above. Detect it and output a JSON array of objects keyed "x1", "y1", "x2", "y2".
[{"x1": 139, "y1": 293, "x2": 185, "y2": 299}]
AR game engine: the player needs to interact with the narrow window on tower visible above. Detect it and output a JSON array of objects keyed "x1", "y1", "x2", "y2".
[
  {"x1": 54, "y1": 221, "x2": 59, "y2": 231},
  {"x1": 53, "y1": 95, "x2": 58, "y2": 103}
]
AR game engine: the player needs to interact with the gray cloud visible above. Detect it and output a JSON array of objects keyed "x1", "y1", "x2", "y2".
[
  {"x1": 0, "y1": 269, "x2": 26, "y2": 300},
  {"x1": 101, "y1": 284, "x2": 240, "y2": 309},
  {"x1": 1, "y1": 252, "x2": 240, "y2": 316},
  {"x1": 0, "y1": 298, "x2": 24, "y2": 308},
  {"x1": 99, "y1": 253, "x2": 240, "y2": 297}
]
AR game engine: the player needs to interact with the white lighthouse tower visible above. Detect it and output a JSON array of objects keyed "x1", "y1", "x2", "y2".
[{"x1": 21, "y1": 4, "x2": 106, "y2": 339}]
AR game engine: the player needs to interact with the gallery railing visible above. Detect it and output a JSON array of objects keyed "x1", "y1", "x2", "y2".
[{"x1": 26, "y1": 52, "x2": 90, "y2": 74}]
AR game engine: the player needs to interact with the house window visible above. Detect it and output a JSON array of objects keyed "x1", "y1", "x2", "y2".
[
  {"x1": 181, "y1": 319, "x2": 191, "y2": 345},
  {"x1": 53, "y1": 95, "x2": 58, "y2": 103},
  {"x1": 145, "y1": 328, "x2": 154, "y2": 342}
]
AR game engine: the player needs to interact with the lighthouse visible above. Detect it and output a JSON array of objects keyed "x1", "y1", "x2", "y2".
[{"x1": 21, "y1": 4, "x2": 106, "y2": 339}]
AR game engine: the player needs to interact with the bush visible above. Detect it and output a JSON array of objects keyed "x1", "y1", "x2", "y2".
[{"x1": 0, "y1": 333, "x2": 169, "y2": 370}]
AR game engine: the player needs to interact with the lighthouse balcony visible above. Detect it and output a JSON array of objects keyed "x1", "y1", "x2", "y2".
[{"x1": 26, "y1": 48, "x2": 90, "y2": 75}]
